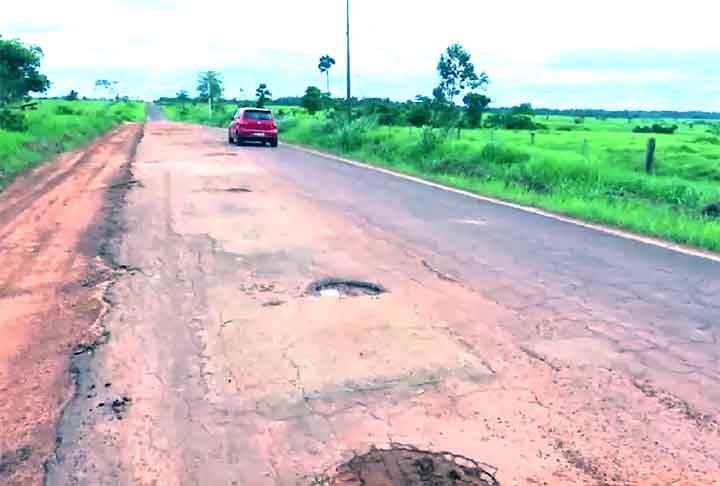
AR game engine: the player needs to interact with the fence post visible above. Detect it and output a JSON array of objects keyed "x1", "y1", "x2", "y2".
[
  {"x1": 530, "y1": 132, "x2": 535, "y2": 145},
  {"x1": 645, "y1": 137, "x2": 656, "y2": 174}
]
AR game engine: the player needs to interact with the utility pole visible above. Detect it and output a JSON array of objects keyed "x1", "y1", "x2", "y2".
[{"x1": 346, "y1": 0, "x2": 351, "y2": 121}]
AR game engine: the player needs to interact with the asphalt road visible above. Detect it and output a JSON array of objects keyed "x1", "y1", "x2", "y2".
[
  {"x1": 41, "y1": 122, "x2": 720, "y2": 486},
  {"x1": 261, "y1": 143, "x2": 720, "y2": 405}
]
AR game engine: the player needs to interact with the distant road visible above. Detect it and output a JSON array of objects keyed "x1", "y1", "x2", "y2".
[{"x1": 145, "y1": 102, "x2": 166, "y2": 121}]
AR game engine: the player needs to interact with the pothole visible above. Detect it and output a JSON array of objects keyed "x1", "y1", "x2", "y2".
[
  {"x1": 306, "y1": 278, "x2": 386, "y2": 298},
  {"x1": 327, "y1": 445, "x2": 499, "y2": 485}
]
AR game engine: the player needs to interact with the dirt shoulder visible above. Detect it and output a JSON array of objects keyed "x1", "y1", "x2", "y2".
[{"x1": 0, "y1": 123, "x2": 144, "y2": 485}]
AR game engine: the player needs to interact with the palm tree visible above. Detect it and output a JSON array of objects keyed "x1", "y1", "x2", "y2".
[{"x1": 318, "y1": 55, "x2": 336, "y2": 95}]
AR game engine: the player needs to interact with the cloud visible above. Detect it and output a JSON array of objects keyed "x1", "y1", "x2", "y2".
[{"x1": 2, "y1": 0, "x2": 720, "y2": 110}]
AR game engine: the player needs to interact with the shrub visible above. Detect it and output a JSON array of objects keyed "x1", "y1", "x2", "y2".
[
  {"x1": 486, "y1": 113, "x2": 537, "y2": 130},
  {"x1": 0, "y1": 109, "x2": 27, "y2": 131},
  {"x1": 479, "y1": 143, "x2": 530, "y2": 165},
  {"x1": 416, "y1": 127, "x2": 443, "y2": 155},
  {"x1": 632, "y1": 124, "x2": 678, "y2": 134},
  {"x1": 55, "y1": 104, "x2": 79, "y2": 115},
  {"x1": 330, "y1": 116, "x2": 375, "y2": 151}
]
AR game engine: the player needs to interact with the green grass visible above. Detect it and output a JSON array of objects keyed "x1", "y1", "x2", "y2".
[
  {"x1": 276, "y1": 113, "x2": 720, "y2": 252},
  {"x1": 0, "y1": 99, "x2": 146, "y2": 191}
]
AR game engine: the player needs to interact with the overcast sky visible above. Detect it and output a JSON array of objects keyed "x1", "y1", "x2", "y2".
[{"x1": 3, "y1": 0, "x2": 720, "y2": 110}]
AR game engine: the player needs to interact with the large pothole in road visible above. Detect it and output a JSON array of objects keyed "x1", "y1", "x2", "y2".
[
  {"x1": 306, "y1": 278, "x2": 386, "y2": 298},
  {"x1": 327, "y1": 445, "x2": 499, "y2": 485}
]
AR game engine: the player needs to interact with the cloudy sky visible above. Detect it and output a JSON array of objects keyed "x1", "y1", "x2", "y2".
[{"x1": 3, "y1": 0, "x2": 720, "y2": 110}]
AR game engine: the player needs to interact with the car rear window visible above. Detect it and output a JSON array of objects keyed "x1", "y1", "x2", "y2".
[{"x1": 243, "y1": 110, "x2": 273, "y2": 120}]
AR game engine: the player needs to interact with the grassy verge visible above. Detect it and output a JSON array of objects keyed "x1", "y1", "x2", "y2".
[
  {"x1": 0, "y1": 100, "x2": 146, "y2": 191},
  {"x1": 277, "y1": 114, "x2": 720, "y2": 252}
]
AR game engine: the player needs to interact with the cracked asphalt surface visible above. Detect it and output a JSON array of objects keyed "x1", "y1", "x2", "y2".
[{"x1": 2, "y1": 119, "x2": 719, "y2": 485}]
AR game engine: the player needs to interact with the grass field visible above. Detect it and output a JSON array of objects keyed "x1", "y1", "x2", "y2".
[
  {"x1": 276, "y1": 112, "x2": 720, "y2": 252},
  {"x1": 0, "y1": 99, "x2": 146, "y2": 191}
]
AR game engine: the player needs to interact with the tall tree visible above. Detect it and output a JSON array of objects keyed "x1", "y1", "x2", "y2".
[
  {"x1": 255, "y1": 83, "x2": 272, "y2": 108},
  {"x1": 436, "y1": 43, "x2": 488, "y2": 134},
  {"x1": 318, "y1": 55, "x2": 336, "y2": 95},
  {"x1": 463, "y1": 93, "x2": 491, "y2": 128},
  {"x1": 436, "y1": 43, "x2": 488, "y2": 107},
  {"x1": 0, "y1": 36, "x2": 50, "y2": 108},
  {"x1": 196, "y1": 71, "x2": 223, "y2": 117}
]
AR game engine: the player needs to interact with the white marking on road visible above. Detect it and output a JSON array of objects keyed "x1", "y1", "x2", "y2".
[{"x1": 283, "y1": 143, "x2": 720, "y2": 264}]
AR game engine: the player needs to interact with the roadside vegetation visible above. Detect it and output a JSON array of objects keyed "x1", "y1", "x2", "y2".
[
  {"x1": 159, "y1": 47, "x2": 720, "y2": 252},
  {"x1": 0, "y1": 36, "x2": 145, "y2": 191}
]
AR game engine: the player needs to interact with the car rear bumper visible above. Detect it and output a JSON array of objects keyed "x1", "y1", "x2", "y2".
[{"x1": 236, "y1": 128, "x2": 278, "y2": 139}]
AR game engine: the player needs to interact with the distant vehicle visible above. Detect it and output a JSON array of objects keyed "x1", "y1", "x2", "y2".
[{"x1": 228, "y1": 108, "x2": 278, "y2": 147}]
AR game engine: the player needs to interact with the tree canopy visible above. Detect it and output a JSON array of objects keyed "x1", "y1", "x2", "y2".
[
  {"x1": 0, "y1": 36, "x2": 50, "y2": 107},
  {"x1": 463, "y1": 93, "x2": 491, "y2": 128},
  {"x1": 256, "y1": 83, "x2": 272, "y2": 108},
  {"x1": 302, "y1": 86, "x2": 324, "y2": 115},
  {"x1": 436, "y1": 43, "x2": 488, "y2": 106},
  {"x1": 196, "y1": 71, "x2": 224, "y2": 103}
]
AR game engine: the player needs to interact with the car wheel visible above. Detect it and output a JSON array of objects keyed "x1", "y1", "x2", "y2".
[
  {"x1": 270, "y1": 139, "x2": 278, "y2": 148},
  {"x1": 228, "y1": 131, "x2": 233, "y2": 144}
]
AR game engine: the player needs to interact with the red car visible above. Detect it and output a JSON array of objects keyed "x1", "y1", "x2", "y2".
[{"x1": 228, "y1": 108, "x2": 278, "y2": 147}]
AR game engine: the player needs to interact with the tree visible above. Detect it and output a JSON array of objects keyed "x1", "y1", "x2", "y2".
[
  {"x1": 0, "y1": 36, "x2": 50, "y2": 131},
  {"x1": 94, "y1": 79, "x2": 118, "y2": 99},
  {"x1": 196, "y1": 71, "x2": 223, "y2": 117},
  {"x1": 435, "y1": 43, "x2": 488, "y2": 135},
  {"x1": 463, "y1": 93, "x2": 491, "y2": 128},
  {"x1": 65, "y1": 90, "x2": 79, "y2": 101},
  {"x1": 406, "y1": 96, "x2": 433, "y2": 128},
  {"x1": 176, "y1": 90, "x2": 190, "y2": 117},
  {"x1": 511, "y1": 102, "x2": 535, "y2": 117},
  {"x1": 0, "y1": 37, "x2": 50, "y2": 107},
  {"x1": 301, "y1": 86, "x2": 324, "y2": 115},
  {"x1": 436, "y1": 43, "x2": 488, "y2": 107},
  {"x1": 318, "y1": 55, "x2": 336, "y2": 95},
  {"x1": 256, "y1": 83, "x2": 272, "y2": 108}
]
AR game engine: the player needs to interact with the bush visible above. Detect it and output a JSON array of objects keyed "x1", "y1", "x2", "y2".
[
  {"x1": 55, "y1": 104, "x2": 79, "y2": 115},
  {"x1": 416, "y1": 127, "x2": 443, "y2": 155},
  {"x1": 633, "y1": 124, "x2": 678, "y2": 134},
  {"x1": 0, "y1": 109, "x2": 27, "y2": 131},
  {"x1": 479, "y1": 143, "x2": 530, "y2": 165},
  {"x1": 326, "y1": 116, "x2": 376, "y2": 151},
  {"x1": 486, "y1": 113, "x2": 537, "y2": 130}
]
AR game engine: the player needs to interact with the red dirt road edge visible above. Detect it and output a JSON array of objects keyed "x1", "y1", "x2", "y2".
[{"x1": 0, "y1": 123, "x2": 144, "y2": 486}]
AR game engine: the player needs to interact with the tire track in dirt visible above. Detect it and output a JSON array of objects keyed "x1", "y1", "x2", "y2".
[{"x1": 0, "y1": 123, "x2": 144, "y2": 486}]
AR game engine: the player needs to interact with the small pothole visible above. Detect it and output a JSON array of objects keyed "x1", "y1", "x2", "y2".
[
  {"x1": 326, "y1": 445, "x2": 499, "y2": 485},
  {"x1": 306, "y1": 278, "x2": 386, "y2": 298}
]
